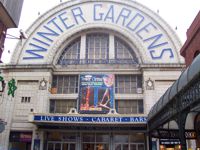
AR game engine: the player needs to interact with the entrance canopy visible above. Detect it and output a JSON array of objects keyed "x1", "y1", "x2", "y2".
[{"x1": 29, "y1": 113, "x2": 147, "y2": 130}]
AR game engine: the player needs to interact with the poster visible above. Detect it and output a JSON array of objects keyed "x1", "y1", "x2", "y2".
[{"x1": 79, "y1": 74, "x2": 114, "y2": 113}]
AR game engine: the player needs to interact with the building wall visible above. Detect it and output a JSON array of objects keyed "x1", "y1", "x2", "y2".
[
  {"x1": 0, "y1": 21, "x2": 6, "y2": 62},
  {"x1": 180, "y1": 11, "x2": 200, "y2": 67},
  {"x1": 0, "y1": 0, "x2": 24, "y2": 27},
  {"x1": 0, "y1": 0, "x2": 24, "y2": 62}
]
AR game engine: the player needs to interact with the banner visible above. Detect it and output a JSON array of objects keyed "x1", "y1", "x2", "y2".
[
  {"x1": 79, "y1": 74, "x2": 114, "y2": 113},
  {"x1": 34, "y1": 115, "x2": 147, "y2": 123}
]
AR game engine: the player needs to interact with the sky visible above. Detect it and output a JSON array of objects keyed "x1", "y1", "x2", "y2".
[{"x1": 2, "y1": 0, "x2": 200, "y2": 63}]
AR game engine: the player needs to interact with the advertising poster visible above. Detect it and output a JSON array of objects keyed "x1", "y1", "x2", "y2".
[{"x1": 79, "y1": 74, "x2": 114, "y2": 113}]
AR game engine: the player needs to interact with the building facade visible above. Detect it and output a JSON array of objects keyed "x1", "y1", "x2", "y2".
[
  {"x1": 148, "y1": 11, "x2": 200, "y2": 150},
  {"x1": 0, "y1": 0, "x2": 184, "y2": 150},
  {"x1": 180, "y1": 11, "x2": 200, "y2": 67},
  {"x1": 0, "y1": 0, "x2": 24, "y2": 62}
]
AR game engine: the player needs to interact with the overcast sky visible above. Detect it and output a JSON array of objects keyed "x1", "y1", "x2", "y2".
[{"x1": 2, "y1": 0, "x2": 200, "y2": 63}]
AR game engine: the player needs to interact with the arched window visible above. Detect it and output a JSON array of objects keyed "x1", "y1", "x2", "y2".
[
  {"x1": 86, "y1": 33, "x2": 109, "y2": 61},
  {"x1": 58, "y1": 38, "x2": 80, "y2": 65},
  {"x1": 57, "y1": 33, "x2": 139, "y2": 65},
  {"x1": 115, "y1": 37, "x2": 138, "y2": 63}
]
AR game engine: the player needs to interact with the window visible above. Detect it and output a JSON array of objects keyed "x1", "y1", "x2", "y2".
[
  {"x1": 52, "y1": 75, "x2": 78, "y2": 94},
  {"x1": 58, "y1": 38, "x2": 80, "y2": 65},
  {"x1": 115, "y1": 37, "x2": 138, "y2": 63},
  {"x1": 50, "y1": 99, "x2": 77, "y2": 113},
  {"x1": 115, "y1": 75, "x2": 142, "y2": 94},
  {"x1": 115, "y1": 100, "x2": 143, "y2": 114},
  {"x1": 86, "y1": 33, "x2": 109, "y2": 61},
  {"x1": 57, "y1": 33, "x2": 139, "y2": 65}
]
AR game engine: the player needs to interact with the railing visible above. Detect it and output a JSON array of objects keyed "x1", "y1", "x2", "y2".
[{"x1": 58, "y1": 59, "x2": 138, "y2": 65}]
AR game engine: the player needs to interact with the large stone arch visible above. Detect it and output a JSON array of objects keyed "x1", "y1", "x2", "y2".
[{"x1": 10, "y1": 0, "x2": 184, "y2": 65}]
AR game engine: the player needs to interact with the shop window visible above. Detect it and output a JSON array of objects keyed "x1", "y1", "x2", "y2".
[
  {"x1": 86, "y1": 33, "x2": 109, "y2": 61},
  {"x1": 49, "y1": 99, "x2": 77, "y2": 114},
  {"x1": 115, "y1": 99, "x2": 144, "y2": 114},
  {"x1": 115, "y1": 75, "x2": 142, "y2": 94},
  {"x1": 9, "y1": 131, "x2": 32, "y2": 150},
  {"x1": 52, "y1": 75, "x2": 78, "y2": 94}
]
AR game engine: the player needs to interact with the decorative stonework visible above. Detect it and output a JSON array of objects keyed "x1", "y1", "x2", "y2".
[
  {"x1": 39, "y1": 78, "x2": 48, "y2": 90},
  {"x1": 146, "y1": 78, "x2": 154, "y2": 90}
]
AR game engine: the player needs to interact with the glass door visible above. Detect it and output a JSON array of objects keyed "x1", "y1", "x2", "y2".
[
  {"x1": 47, "y1": 142, "x2": 76, "y2": 150},
  {"x1": 62, "y1": 143, "x2": 76, "y2": 150},
  {"x1": 47, "y1": 142, "x2": 61, "y2": 150},
  {"x1": 113, "y1": 133, "x2": 145, "y2": 150},
  {"x1": 82, "y1": 133, "x2": 110, "y2": 150}
]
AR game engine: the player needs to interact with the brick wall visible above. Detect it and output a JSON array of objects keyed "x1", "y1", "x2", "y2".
[{"x1": 180, "y1": 11, "x2": 200, "y2": 67}]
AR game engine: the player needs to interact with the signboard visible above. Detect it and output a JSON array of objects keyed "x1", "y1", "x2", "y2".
[
  {"x1": 17, "y1": 1, "x2": 181, "y2": 64},
  {"x1": 33, "y1": 115, "x2": 147, "y2": 123},
  {"x1": 160, "y1": 139, "x2": 180, "y2": 145},
  {"x1": 79, "y1": 74, "x2": 114, "y2": 113}
]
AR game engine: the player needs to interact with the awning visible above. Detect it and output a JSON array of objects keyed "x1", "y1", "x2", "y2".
[{"x1": 29, "y1": 113, "x2": 147, "y2": 131}]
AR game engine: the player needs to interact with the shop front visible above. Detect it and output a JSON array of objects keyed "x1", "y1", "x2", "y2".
[
  {"x1": 30, "y1": 114, "x2": 147, "y2": 150},
  {"x1": 9, "y1": 131, "x2": 32, "y2": 150},
  {"x1": 44, "y1": 131, "x2": 145, "y2": 150}
]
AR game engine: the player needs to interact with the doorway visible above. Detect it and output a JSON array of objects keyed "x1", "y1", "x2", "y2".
[{"x1": 47, "y1": 142, "x2": 76, "y2": 150}]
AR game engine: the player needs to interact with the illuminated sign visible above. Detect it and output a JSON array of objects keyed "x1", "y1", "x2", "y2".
[
  {"x1": 19, "y1": 1, "x2": 179, "y2": 64},
  {"x1": 33, "y1": 115, "x2": 147, "y2": 123},
  {"x1": 160, "y1": 139, "x2": 180, "y2": 145},
  {"x1": 79, "y1": 74, "x2": 114, "y2": 113}
]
